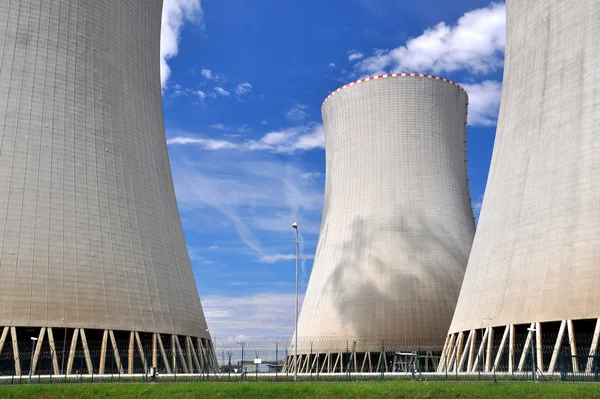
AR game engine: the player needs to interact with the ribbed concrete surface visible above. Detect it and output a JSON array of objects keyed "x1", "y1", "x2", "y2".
[
  {"x1": 449, "y1": 0, "x2": 600, "y2": 333},
  {"x1": 296, "y1": 75, "x2": 475, "y2": 352},
  {"x1": 0, "y1": 0, "x2": 210, "y2": 338}
]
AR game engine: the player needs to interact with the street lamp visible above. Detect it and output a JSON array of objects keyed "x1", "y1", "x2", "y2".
[
  {"x1": 527, "y1": 325, "x2": 537, "y2": 382},
  {"x1": 292, "y1": 222, "x2": 299, "y2": 382},
  {"x1": 30, "y1": 336, "x2": 38, "y2": 380}
]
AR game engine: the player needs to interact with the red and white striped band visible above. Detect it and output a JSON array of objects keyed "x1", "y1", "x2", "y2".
[{"x1": 322, "y1": 73, "x2": 466, "y2": 107}]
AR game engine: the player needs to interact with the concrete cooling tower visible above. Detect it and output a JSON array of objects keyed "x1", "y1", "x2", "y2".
[
  {"x1": 0, "y1": 0, "x2": 215, "y2": 375},
  {"x1": 285, "y1": 74, "x2": 476, "y2": 373},
  {"x1": 440, "y1": 0, "x2": 600, "y2": 375}
]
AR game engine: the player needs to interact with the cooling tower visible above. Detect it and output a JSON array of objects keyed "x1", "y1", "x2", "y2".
[
  {"x1": 285, "y1": 74, "x2": 476, "y2": 373},
  {"x1": 440, "y1": 0, "x2": 600, "y2": 374},
  {"x1": 0, "y1": 0, "x2": 215, "y2": 375}
]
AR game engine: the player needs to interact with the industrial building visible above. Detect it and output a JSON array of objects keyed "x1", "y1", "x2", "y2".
[
  {"x1": 285, "y1": 74, "x2": 476, "y2": 373},
  {"x1": 440, "y1": 0, "x2": 600, "y2": 374},
  {"x1": 0, "y1": 0, "x2": 215, "y2": 375}
]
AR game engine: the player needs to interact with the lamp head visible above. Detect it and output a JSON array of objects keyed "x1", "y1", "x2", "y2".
[{"x1": 292, "y1": 222, "x2": 298, "y2": 229}]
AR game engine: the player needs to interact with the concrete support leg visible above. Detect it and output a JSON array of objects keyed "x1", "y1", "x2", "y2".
[
  {"x1": 536, "y1": 322, "x2": 543, "y2": 372},
  {"x1": 31, "y1": 327, "x2": 46, "y2": 375},
  {"x1": 46, "y1": 327, "x2": 60, "y2": 375},
  {"x1": 485, "y1": 327, "x2": 494, "y2": 372},
  {"x1": 493, "y1": 325, "x2": 509, "y2": 371},
  {"x1": 66, "y1": 328, "x2": 79, "y2": 375},
  {"x1": 508, "y1": 325, "x2": 515, "y2": 374},
  {"x1": 457, "y1": 330, "x2": 473, "y2": 372},
  {"x1": 109, "y1": 330, "x2": 124, "y2": 374},
  {"x1": 79, "y1": 328, "x2": 93, "y2": 374},
  {"x1": 517, "y1": 323, "x2": 534, "y2": 372},
  {"x1": 472, "y1": 327, "x2": 489, "y2": 372},
  {"x1": 127, "y1": 332, "x2": 135, "y2": 374},
  {"x1": 586, "y1": 319, "x2": 600, "y2": 373},
  {"x1": 567, "y1": 320, "x2": 579, "y2": 373},
  {"x1": 467, "y1": 329, "x2": 477, "y2": 372},
  {"x1": 157, "y1": 334, "x2": 172, "y2": 374},
  {"x1": 134, "y1": 332, "x2": 147, "y2": 373},
  {"x1": 99, "y1": 330, "x2": 108, "y2": 375},
  {"x1": 548, "y1": 320, "x2": 566, "y2": 373}
]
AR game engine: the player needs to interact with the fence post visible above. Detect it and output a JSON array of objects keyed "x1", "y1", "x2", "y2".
[
  {"x1": 240, "y1": 342, "x2": 244, "y2": 382},
  {"x1": 445, "y1": 349, "x2": 448, "y2": 381},
  {"x1": 380, "y1": 341, "x2": 384, "y2": 381},
  {"x1": 228, "y1": 352, "x2": 231, "y2": 382},
  {"x1": 310, "y1": 342, "x2": 313, "y2": 379},
  {"x1": 560, "y1": 353, "x2": 566, "y2": 382},
  {"x1": 346, "y1": 341, "x2": 349, "y2": 381},
  {"x1": 316, "y1": 349, "x2": 319, "y2": 381}
]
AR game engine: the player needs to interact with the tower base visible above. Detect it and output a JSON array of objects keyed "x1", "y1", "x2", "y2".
[
  {"x1": 438, "y1": 318, "x2": 600, "y2": 374},
  {"x1": 0, "y1": 326, "x2": 217, "y2": 376}
]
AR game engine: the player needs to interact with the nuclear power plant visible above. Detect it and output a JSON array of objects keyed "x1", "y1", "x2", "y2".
[
  {"x1": 0, "y1": 0, "x2": 215, "y2": 375},
  {"x1": 440, "y1": 0, "x2": 600, "y2": 374},
  {"x1": 285, "y1": 74, "x2": 476, "y2": 373}
]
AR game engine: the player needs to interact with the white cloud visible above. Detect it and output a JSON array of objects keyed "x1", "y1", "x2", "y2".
[
  {"x1": 328, "y1": 62, "x2": 336, "y2": 68},
  {"x1": 258, "y1": 253, "x2": 314, "y2": 263},
  {"x1": 171, "y1": 155, "x2": 323, "y2": 266},
  {"x1": 201, "y1": 68, "x2": 213, "y2": 79},
  {"x1": 214, "y1": 87, "x2": 231, "y2": 96},
  {"x1": 166, "y1": 137, "x2": 237, "y2": 150},
  {"x1": 197, "y1": 68, "x2": 226, "y2": 82},
  {"x1": 461, "y1": 80, "x2": 502, "y2": 126},
  {"x1": 235, "y1": 82, "x2": 253, "y2": 96},
  {"x1": 210, "y1": 123, "x2": 229, "y2": 130},
  {"x1": 203, "y1": 293, "x2": 304, "y2": 337},
  {"x1": 356, "y1": 3, "x2": 505, "y2": 76},
  {"x1": 172, "y1": 84, "x2": 187, "y2": 96},
  {"x1": 301, "y1": 172, "x2": 322, "y2": 180},
  {"x1": 285, "y1": 104, "x2": 308, "y2": 122},
  {"x1": 160, "y1": 0, "x2": 202, "y2": 88},
  {"x1": 289, "y1": 125, "x2": 325, "y2": 152},
  {"x1": 472, "y1": 194, "x2": 484, "y2": 221},
  {"x1": 167, "y1": 124, "x2": 325, "y2": 154},
  {"x1": 348, "y1": 50, "x2": 364, "y2": 61},
  {"x1": 194, "y1": 89, "x2": 206, "y2": 100},
  {"x1": 187, "y1": 247, "x2": 213, "y2": 265}
]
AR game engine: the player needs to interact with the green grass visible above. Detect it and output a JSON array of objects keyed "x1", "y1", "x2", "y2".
[{"x1": 0, "y1": 381, "x2": 599, "y2": 399}]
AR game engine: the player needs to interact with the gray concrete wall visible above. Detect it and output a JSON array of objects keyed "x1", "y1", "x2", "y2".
[
  {"x1": 296, "y1": 75, "x2": 475, "y2": 352},
  {"x1": 449, "y1": 0, "x2": 600, "y2": 333},
  {"x1": 0, "y1": 0, "x2": 210, "y2": 338}
]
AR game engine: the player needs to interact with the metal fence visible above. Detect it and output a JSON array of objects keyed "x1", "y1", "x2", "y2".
[{"x1": 0, "y1": 334, "x2": 598, "y2": 385}]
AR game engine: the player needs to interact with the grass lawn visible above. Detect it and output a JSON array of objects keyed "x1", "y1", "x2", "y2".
[{"x1": 0, "y1": 381, "x2": 599, "y2": 398}]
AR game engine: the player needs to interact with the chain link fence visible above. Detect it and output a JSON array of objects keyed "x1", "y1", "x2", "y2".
[{"x1": 0, "y1": 332, "x2": 599, "y2": 384}]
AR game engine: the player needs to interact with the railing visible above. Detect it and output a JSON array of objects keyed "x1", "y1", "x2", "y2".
[{"x1": 0, "y1": 335, "x2": 598, "y2": 384}]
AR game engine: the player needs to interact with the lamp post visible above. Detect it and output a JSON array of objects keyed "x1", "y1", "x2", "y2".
[
  {"x1": 292, "y1": 222, "x2": 299, "y2": 382},
  {"x1": 30, "y1": 336, "x2": 38, "y2": 381},
  {"x1": 527, "y1": 325, "x2": 537, "y2": 382}
]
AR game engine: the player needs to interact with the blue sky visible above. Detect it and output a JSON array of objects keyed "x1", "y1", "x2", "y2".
[{"x1": 159, "y1": 0, "x2": 506, "y2": 339}]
